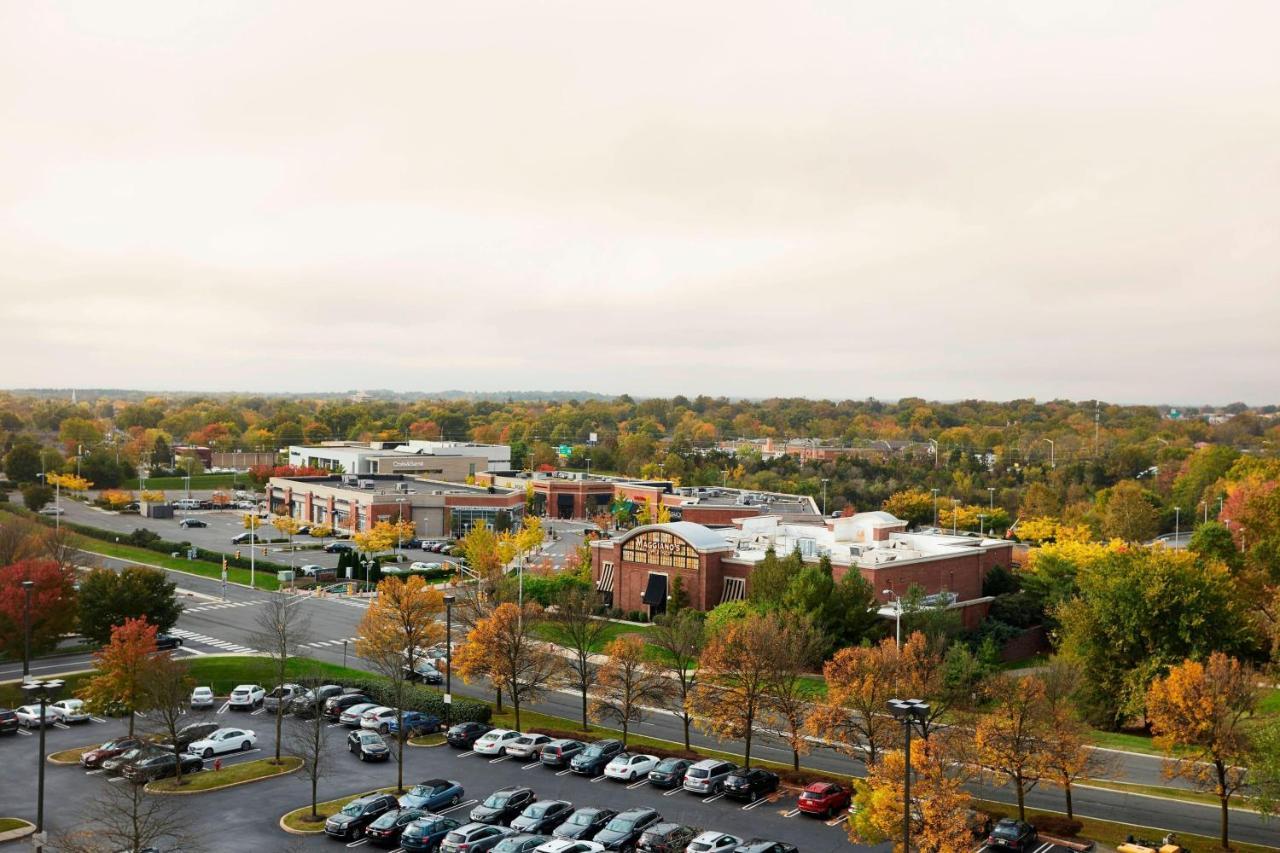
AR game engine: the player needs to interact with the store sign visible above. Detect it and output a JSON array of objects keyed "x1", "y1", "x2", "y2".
[
  {"x1": 622, "y1": 531, "x2": 699, "y2": 570},
  {"x1": 391, "y1": 460, "x2": 426, "y2": 469}
]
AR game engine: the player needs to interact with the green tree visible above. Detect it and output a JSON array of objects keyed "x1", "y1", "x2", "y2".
[
  {"x1": 78, "y1": 566, "x2": 181, "y2": 645},
  {"x1": 1188, "y1": 521, "x2": 1243, "y2": 573},
  {"x1": 668, "y1": 575, "x2": 690, "y2": 613},
  {"x1": 1171, "y1": 446, "x2": 1239, "y2": 517},
  {"x1": 21, "y1": 484, "x2": 52, "y2": 512},
  {"x1": 1101, "y1": 480, "x2": 1159, "y2": 542},
  {"x1": 747, "y1": 547, "x2": 802, "y2": 610},
  {"x1": 3, "y1": 443, "x2": 42, "y2": 484}
]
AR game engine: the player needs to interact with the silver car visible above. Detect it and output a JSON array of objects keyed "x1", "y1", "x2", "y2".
[{"x1": 682, "y1": 759, "x2": 738, "y2": 795}]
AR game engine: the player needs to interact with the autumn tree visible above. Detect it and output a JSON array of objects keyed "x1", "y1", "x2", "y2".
[
  {"x1": 0, "y1": 558, "x2": 78, "y2": 658},
  {"x1": 591, "y1": 635, "x2": 670, "y2": 745},
  {"x1": 809, "y1": 636, "x2": 901, "y2": 767},
  {"x1": 649, "y1": 609, "x2": 704, "y2": 750},
  {"x1": 973, "y1": 673, "x2": 1049, "y2": 820},
  {"x1": 251, "y1": 592, "x2": 313, "y2": 763},
  {"x1": 882, "y1": 488, "x2": 936, "y2": 527},
  {"x1": 763, "y1": 618, "x2": 822, "y2": 770},
  {"x1": 1100, "y1": 480, "x2": 1159, "y2": 542},
  {"x1": 355, "y1": 575, "x2": 444, "y2": 792},
  {"x1": 554, "y1": 585, "x2": 612, "y2": 730},
  {"x1": 459, "y1": 521, "x2": 505, "y2": 586},
  {"x1": 286, "y1": 669, "x2": 334, "y2": 824},
  {"x1": 1037, "y1": 659, "x2": 1106, "y2": 820},
  {"x1": 82, "y1": 617, "x2": 159, "y2": 736},
  {"x1": 1147, "y1": 653, "x2": 1258, "y2": 850},
  {"x1": 688, "y1": 611, "x2": 781, "y2": 767},
  {"x1": 139, "y1": 651, "x2": 196, "y2": 787},
  {"x1": 78, "y1": 566, "x2": 180, "y2": 645},
  {"x1": 454, "y1": 602, "x2": 562, "y2": 731}
]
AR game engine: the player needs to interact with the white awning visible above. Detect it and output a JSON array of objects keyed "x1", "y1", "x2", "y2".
[{"x1": 596, "y1": 561, "x2": 615, "y2": 592}]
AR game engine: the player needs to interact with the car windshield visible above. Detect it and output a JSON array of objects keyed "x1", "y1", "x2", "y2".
[
  {"x1": 446, "y1": 832, "x2": 468, "y2": 843},
  {"x1": 993, "y1": 825, "x2": 1021, "y2": 839},
  {"x1": 483, "y1": 793, "x2": 511, "y2": 808},
  {"x1": 582, "y1": 746, "x2": 604, "y2": 757},
  {"x1": 372, "y1": 812, "x2": 399, "y2": 829},
  {"x1": 605, "y1": 815, "x2": 640, "y2": 831},
  {"x1": 524, "y1": 803, "x2": 551, "y2": 817},
  {"x1": 568, "y1": 813, "x2": 595, "y2": 826}
]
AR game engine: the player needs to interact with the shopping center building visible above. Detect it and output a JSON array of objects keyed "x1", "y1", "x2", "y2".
[{"x1": 287, "y1": 441, "x2": 511, "y2": 482}]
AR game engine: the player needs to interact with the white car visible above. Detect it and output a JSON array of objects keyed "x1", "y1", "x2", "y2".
[
  {"x1": 687, "y1": 833, "x2": 744, "y2": 853},
  {"x1": 603, "y1": 752, "x2": 659, "y2": 781},
  {"x1": 187, "y1": 727, "x2": 257, "y2": 758},
  {"x1": 48, "y1": 699, "x2": 90, "y2": 723},
  {"x1": 38, "y1": 506, "x2": 64, "y2": 516},
  {"x1": 409, "y1": 561, "x2": 442, "y2": 572},
  {"x1": 535, "y1": 841, "x2": 605, "y2": 853},
  {"x1": 298, "y1": 564, "x2": 326, "y2": 577},
  {"x1": 505, "y1": 733, "x2": 553, "y2": 760},
  {"x1": 228, "y1": 684, "x2": 265, "y2": 710},
  {"x1": 14, "y1": 704, "x2": 54, "y2": 728},
  {"x1": 190, "y1": 686, "x2": 215, "y2": 709},
  {"x1": 339, "y1": 702, "x2": 380, "y2": 727},
  {"x1": 360, "y1": 706, "x2": 400, "y2": 733},
  {"x1": 472, "y1": 728, "x2": 521, "y2": 755}
]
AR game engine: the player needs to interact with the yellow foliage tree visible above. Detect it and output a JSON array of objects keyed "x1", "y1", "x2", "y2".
[
  {"x1": 308, "y1": 523, "x2": 333, "y2": 539},
  {"x1": 453, "y1": 602, "x2": 562, "y2": 731},
  {"x1": 140, "y1": 490, "x2": 167, "y2": 504},
  {"x1": 687, "y1": 612, "x2": 780, "y2": 767},
  {"x1": 1015, "y1": 517, "x2": 1091, "y2": 545},
  {"x1": 353, "y1": 520, "x2": 401, "y2": 554},
  {"x1": 100, "y1": 489, "x2": 135, "y2": 510},
  {"x1": 850, "y1": 733, "x2": 974, "y2": 853},
  {"x1": 973, "y1": 674, "x2": 1049, "y2": 820},
  {"x1": 48, "y1": 472, "x2": 92, "y2": 494}
]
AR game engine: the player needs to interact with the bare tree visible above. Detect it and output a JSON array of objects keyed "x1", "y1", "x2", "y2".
[
  {"x1": 554, "y1": 585, "x2": 612, "y2": 731},
  {"x1": 54, "y1": 769, "x2": 202, "y2": 853},
  {"x1": 649, "y1": 610, "x2": 704, "y2": 750},
  {"x1": 286, "y1": 669, "x2": 334, "y2": 825},
  {"x1": 251, "y1": 591, "x2": 313, "y2": 763},
  {"x1": 139, "y1": 651, "x2": 196, "y2": 787},
  {"x1": 764, "y1": 618, "x2": 823, "y2": 770}
]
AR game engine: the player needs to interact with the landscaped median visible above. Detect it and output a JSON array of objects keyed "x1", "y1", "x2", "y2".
[
  {"x1": 407, "y1": 732, "x2": 446, "y2": 747},
  {"x1": 280, "y1": 786, "x2": 398, "y2": 834},
  {"x1": 146, "y1": 756, "x2": 302, "y2": 794},
  {"x1": 47, "y1": 744, "x2": 96, "y2": 765},
  {"x1": 0, "y1": 818, "x2": 35, "y2": 843}
]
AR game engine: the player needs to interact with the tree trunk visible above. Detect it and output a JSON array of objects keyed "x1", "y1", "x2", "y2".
[
  {"x1": 128, "y1": 710, "x2": 135, "y2": 737},
  {"x1": 792, "y1": 748, "x2": 800, "y2": 772},
  {"x1": 581, "y1": 680, "x2": 589, "y2": 732},
  {"x1": 743, "y1": 707, "x2": 754, "y2": 768},
  {"x1": 1220, "y1": 796, "x2": 1229, "y2": 851},
  {"x1": 1015, "y1": 778, "x2": 1025, "y2": 821},
  {"x1": 172, "y1": 739, "x2": 184, "y2": 787},
  {"x1": 311, "y1": 769, "x2": 319, "y2": 818},
  {"x1": 397, "y1": 710, "x2": 406, "y2": 792},
  {"x1": 514, "y1": 694, "x2": 521, "y2": 732},
  {"x1": 682, "y1": 714, "x2": 691, "y2": 751},
  {"x1": 496, "y1": 688, "x2": 503, "y2": 713},
  {"x1": 1064, "y1": 784, "x2": 1073, "y2": 820},
  {"x1": 1218, "y1": 762, "x2": 1230, "y2": 851},
  {"x1": 275, "y1": 703, "x2": 284, "y2": 763},
  {"x1": 622, "y1": 719, "x2": 629, "y2": 747}
]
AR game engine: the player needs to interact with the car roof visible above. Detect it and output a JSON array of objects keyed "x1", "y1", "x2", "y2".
[{"x1": 690, "y1": 758, "x2": 731, "y2": 769}]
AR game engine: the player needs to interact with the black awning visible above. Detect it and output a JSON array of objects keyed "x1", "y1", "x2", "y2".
[{"x1": 641, "y1": 573, "x2": 668, "y2": 606}]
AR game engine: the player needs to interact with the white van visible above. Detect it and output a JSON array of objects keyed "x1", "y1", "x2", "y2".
[{"x1": 174, "y1": 499, "x2": 201, "y2": 510}]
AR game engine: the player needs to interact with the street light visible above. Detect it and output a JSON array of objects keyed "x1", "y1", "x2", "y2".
[
  {"x1": 821, "y1": 478, "x2": 829, "y2": 517},
  {"x1": 342, "y1": 639, "x2": 348, "y2": 670},
  {"x1": 882, "y1": 589, "x2": 903, "y2": 648},
  {"x1": 931, "y1": 488, "x2": 939, "y2": 528},
  {"x1": 20, "y1": 579, "x2": 36, "y2": 681},
  {"x1": 23, "y1": 677, "x2": 63, "y2": 853},
  {"x1": 887, "y1": 698, "x2": 930, "y2": 853},
  {"x1": 444, "y1": 594, "x2": 456, "y2": 729},
  {"x1": 1041, "y1": 438, "x2": 1055, "y2": 468},
  {"x1": 988, "y1": 487, "x2": 995, "y2": 510},
  {"x1": 1174, "y1": 506, "x2": 1181, "y2": 543},
  {"x1": 395, "y1": 497, "x2": 407, "y2": 560},
  {"x1": 978, "y1": 513, "x2": 987, "y2": 536}
]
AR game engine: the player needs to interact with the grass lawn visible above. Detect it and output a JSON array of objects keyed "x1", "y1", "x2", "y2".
[
  {"x1": 148, "y1": 756, "x2": 302, "y2": 792},
  {"x1": 122, "y1": 473, "x2": 241, "y2": 490},
  {"x1": 0, "y1": 672, "x2": 93, "y2": 706},
  {"x1": 48, "y1": 744, "x2": 96, "y2": 763},
  {"x1": 184, "y1": 656, "x2": 371, "y2": 695},
  {"x1": 0, "y1": 818, "x2": 31, "y2": 832},
  {"x1": 797, "y1": 675, "x2": 828, "y2": 700},
  {"x1": 408, "y1": 732, "x2": 446, "y2": 747},
  {"x1": 1086, "y1": 728, "x2": 1162, "y2": 755},
  {"x1": 281, "y1": 785, "x2": 399, "y2": 832},
  {"x1": 76, "y1": 537, "x2": 281, "y2": 591},
  {"x1": 1080, "y1": 778, "x2": 1259, "y2": 813},
  {"x1": 1259, "y1": 688, "x2": 1280, "y2": 716},
  {"x1": 531, "y1": 620, "x2": 654, "y2": 652}
]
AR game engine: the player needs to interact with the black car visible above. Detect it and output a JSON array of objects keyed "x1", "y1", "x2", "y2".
[
  {"x1": 292, "y1": 684, "x2": 345, "y2": 716},
  {"x1": 325, "y1": 541, "x2": 356, "y2": 553},
  {"x1": 554, "y1": 808, "x2": 616, "y2": 841},
  {"x1": 400, "y1": 815, "x2": 463, "y2": 852},
  {"x1": 349, "y1": 730, "x2": 391, "y2": 761},
  {"x1": 447, "y1": 721, "x2": 494, "y2": 749},
  {"x1": 102, "y1": 745, "x2": 166, "y2": 775},
  {"x1": 366, "y1": 808, "x2": 430, "y2": 847},
  {"x1": 594, "y1": 808, "x2": 662, "y2": 852},
  {"x1": 638, "y1": 823, "x2": 696, "y2": 853},
  {"x1": 122, "y1": 751, "x2": 203, "y2": 783},
  {"x1": 470, "y1": 787, "x2": 536, "y2": 826},
  {"x1": 154, "y1": 633, "x2": 184, "y2": 650},
  {"x1": 0, "y1": 709, "x2": 19, "y2": 734},
  {"x1": 569, "y1": 739, "x2": 624, "y2": 776},
  {"x1": 722, "y1": 768, "x2": 779, "y2": 802},
  {"x1": 491, "y1": 835, "x2": 551, "y2": 853},
  {"x1": 178, "y1": 518, "x2": 207, "y2": 528},
  {"x1": 733, "y1": 841, "x2": 797, "y2": 853},
  {"x1": 324, "y1": 692, "x2": 373, "y2": 720},
  {"x1": 646, "y1": 758, "x2": 691, "y2": 789},
  {"x1": 326, "y1": 793, "x2": 400, "y2": 841},
  {"x1": 987, "y1": 819, "x2": 1037, "y2": 852},
  {"x1": 539, "y1": 739, "x2": 586, "y2": 768},
  {"x1": 172, "y1": 721, "x2": 220, "y2": 751},
  {"x1": 509, "y1": 800, "x2": 573, "y2": 834}
]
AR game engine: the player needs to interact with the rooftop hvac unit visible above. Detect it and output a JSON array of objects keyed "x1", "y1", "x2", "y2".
[{"x1": 359, "y1": 480, "x2": 374, "y2": 489}]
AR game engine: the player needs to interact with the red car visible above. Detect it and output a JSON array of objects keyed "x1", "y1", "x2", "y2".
[
  {"x1": 796, "y1": 782, "x2": 850, "y2": 818},
  {"x1": 80, "y1": 736, "x2": 145, "y2": 769}
]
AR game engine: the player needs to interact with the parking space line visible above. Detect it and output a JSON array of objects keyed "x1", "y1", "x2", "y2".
[
  {"x1": 703, "y1": 793, "x2": 725, "y2": 803},
  {"x1": 783, "y1": 808, "x2": 801, "y2": 817},
  {"x1": 346, "y1": 839, "x2": 369, "y2": 848},
  {"x1": 107, "y1": 776, "x2": 127, "y2": 783},
  {"x1": 438, "y1": 799, "x2": 476, "y2": 815},
  {"x1": 16, "y1": 729, "x2": 31, "y2": 736},
  {"x1": 589, "y1": 774, "x2": 608, "y2": 784},
  {"x1": 824, "y1": 811, "x2": 849, "y2": 827},
  {"x1": 556, "y1": 769, "x2": 573, "y2": 777},
  {"x1": 741, "y1": 798, "x2": 771, "y2": 811},
  {"x1": 457, "y1": 751, "x2": 475, "y2": 758},
  {"x1": 84, "y1": 769, "x2": 105, "y2": 776},
  {"x1": 89, "y1": 716, "x2": 107, "y2": 723},
  {"x1": 216, "y1": 701, "x2": 230, "y2": 715},
  {"x1": 250, "y1": 708, "x2": 266, "y2": 716},
  {"x1": 488, "y1": 756, "x2": 509, "y2": 764},
  {"x1": 522, "y1": 761, "x2": 542, "y2": 770},
  {"x1": 662, "y1": 787, "x2": 683, "y2": 797},
  {"x1": 627, "y1": 778, "x2": 649, "y2": 790}
]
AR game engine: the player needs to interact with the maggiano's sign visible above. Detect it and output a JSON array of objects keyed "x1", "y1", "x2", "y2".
[{"x1": 622, "y1": 531, "x2": 700, "y2": 570}]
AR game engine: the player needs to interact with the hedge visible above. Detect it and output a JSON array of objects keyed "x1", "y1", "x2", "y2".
[{"x1": 335, "y1": 677, "x2": 491, "y2": 725}]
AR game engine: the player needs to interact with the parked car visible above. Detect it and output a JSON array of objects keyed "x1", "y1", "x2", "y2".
[
  {"x1": 172, "y1": 721, "x2": 221, "y2": 751},
  {"x1": 537, "y1": 841, "x2": 604, "y2": 853},
  {"x1": 987, "y1": 819, "x2": 1037, "y2": 852},
  {"x1": 101, "y1": 744, "x2": 164, "y2": 775},
  {"x1": 48, "y1": 698, "x2": 90, "y2": 723},
  {"x1": 187, "y1": 727, "x2": 256, "y2": 758},
  {"x1": 400, "y1": 815, "x2": 464, "y2": 853},
  {"x1": 264, "y1": 683, "x2": 304, "y2": 711},
  {"x1": 406, "y1": 659, "x2": 444, "y2": 684},
  {"x1": 399, "y1": 778, "x2": 466, "y2": 811},
  {"x1": 796, "y1": 782, "x2": 850, "y2": 818},
  {"x1": 604, "y1": 753, "x2": 659, "y2": 782},
  {"x1": 123, "y1": 751, "x2": 204, "y2": 783},
  {"x1": 593, "y1": 808, "x2": 662, "y2": 852},
  {"x1": 154, "y1": 633, "x2": 184, "y2": 651},
  {"x1": 494, "y1": 835, "x2": 553, "y2": 853},
  {"x1": 325, "y1": 793, "x2": 400, "y2": 841},
  {"x1": 722, "y1": 768, "x2": 779, "y2": 802},
  {"x1": 410, "y1": 561, "x2": 443, "y2": 572},
  {"x1": 733, "y1": 841, "x2": 796, "y2": 853},
  {"x1": 366, "y1": 807, "x2": 431, "y2": 848},
  {"x1": 80, "y1": 736, "x2": 145, "y2": 768},
  {"x1": 325, "y1": 692, "x2": 373, "y2": 720},
  {"x1": 540, "y1": 739, "x2": 586, "y2": 769},
  {"x1": 471, "y1": 787, "x2": 537, "y2": 825},
  {"x1": 686, "y1": 833, "x2": 743, "y2": 853},
  {"x1": 441, "y1": 823, "x2": 515, "y2": 853},
  {"x1": 178, "y1": 518, "x2": 207, "y2": 528},
  {"x1": 638, "y1": 823, "x2": 695, "y2": 853},
  {"x1": 38, "y1": 505, "x2": 64, "y2": 516},
  {"x1": 681, "y1": 759, "x2": 737, "y2": 796},
  {"x1": 510, "y1": 800, "x2": 574, "y2": 834},
  {"x1": 506, "y1": 734, "x2": 553, "y2": 761},
  {"x1": 569, "y1": 739, "x2": 624, "y2": 776},
  {"x1": 646, "y1": 759, "x2": 691, "y2": 789},
  {"x1": 227, "y1": 684, "x2": 265, "y2": 710},
  {"x1": 447, "y1": 721, "x2": 494, "y2": 748},
  {"x1": 324, "y1": 541, "x2": 356, "y2": 553},
  {"x1": 232, "y1": 532, "x2": 263, "y2": 545},
  {"x1": 553, "y1": 808, "x2": 616, "y2": 841},
  {"x1": 14, "y1": 704, "x2": 54, "y2": 729},
  {"x1": 190, "y1": 686, "x2": 215, "y2": 709},
  {"x1": 0, "y1": 708, "x2": 18, "y2": 735},
  {"x1": 473, "y1": 728, "x2": 522, "y2": 756},
  {"x1": 388, "y1": 711, "x2": 444, "y2": 738},
  {"x1": 362, "y1": 706, "x2": 401, "y2": 733},
  {"x1": 298, "y1": 564, "x2": 327, "y2": 577},
  {"x1": 340, "y1": 702, "x2": 380, "y2": 727},
  {"x1": 290, "y1": 684, "x2": 345, "y2": 716},
  {"x1": 349, "y1": 730, "x2": 391, "y2": 761}
]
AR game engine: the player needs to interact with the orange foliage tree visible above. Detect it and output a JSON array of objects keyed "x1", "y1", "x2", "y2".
[
  {"x1": 590, "y1": 636, "x2": 669, "y2": 746},
  {"x1": 81, "y1": 617, "x2": 158, "y2": 736}
]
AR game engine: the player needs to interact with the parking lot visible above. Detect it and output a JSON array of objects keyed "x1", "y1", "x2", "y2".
[{"x1": 0, "y1": 702, "x2": 883, "y2": 853}]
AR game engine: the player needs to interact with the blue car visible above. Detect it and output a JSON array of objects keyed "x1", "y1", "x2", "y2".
[
  {"x1": 400, "y1": 814, "x2": 464, "y2": 853},
  {"x1": 388, "y1": 711, "x2": 444, "y2": 738},
  {"x1": 399, "y1": 778, "x2": 466, "y2": 812}
]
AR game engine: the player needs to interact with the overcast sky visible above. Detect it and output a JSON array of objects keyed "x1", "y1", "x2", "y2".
[{"x1": 2, "y1": 2, "x2": 1277, "y2": 404}]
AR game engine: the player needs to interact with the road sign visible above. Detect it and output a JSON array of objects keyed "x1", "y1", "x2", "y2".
[{"x1": 443, "y1": 693, "x2": 452, "y2": 705}]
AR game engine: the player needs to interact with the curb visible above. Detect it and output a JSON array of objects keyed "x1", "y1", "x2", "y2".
[
  {"x1": 144, "y1": 758, "x2": 302, "y2": 796},
  {"x1": 279, "y1": 813, "x2": 327, "y2": 836},
  {"x1": 47, "y1": 748, "x2": 93, "y2": 766},
  {"x1": 0, "y1": 820, "x2": 35, "y2": 843}
]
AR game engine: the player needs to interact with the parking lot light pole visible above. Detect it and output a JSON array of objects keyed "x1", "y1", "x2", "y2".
[
  {"x1": 444, "y1": 594, "x2": 456, "y2": 729},
  {"x1": 888, "y1": 698, "x2": 930, "y2": 853},
  {"x1": 21, "y1": 580, "x2": 34, "y2": 681},
  {"x1": 23, "y1": 678, "x2": 63, "y2": 853},
  {"x1": 342, "y1": 639, "x2": 348, "y2": 670}
]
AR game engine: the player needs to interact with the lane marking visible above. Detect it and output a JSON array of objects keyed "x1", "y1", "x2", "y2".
[
  {"x1": 457, "y1": 751, "x2": 475, "y2": 758},
  {"x1": 742, "y1": 797, "x2": 773, "y2": 811},
  {"x1": 54, "y1": 722, "x2": 70, "y2": 730},
  {"x1": 663, "y1": 787, "x2": 684, "y2": 797},
  {"x1": 438, "y1": 799, "x2": 477, "y2": 815},
  {"x1": 85, "y1": 769, "x2": 105, "y2": 776},
  {"x1": 523, "y1": 761, "x2": 542, "y2": 770},
  {"x1": 488, "y1": 755, "x2": 510, "y2": 764},
  {"x1": 783, "y1": 808, "x2": 801, "y2": 817},
  {"x1": 556, "y1": 769, "x2": 573, "y2": 777},
  {"x1": 627, "y1": 778, "x2": 649, "y2": 790},
  {"x1": 702, "y1": 793, "x2": 725, "y2": 803},
  {"x1": 346, "y1": 839, "x2": 369, "y2": 848},
  {"x1": 589, "y1": 774, "x2": 608, "y2": 784},
  {"x1": 90, "y1": 716, "x2": 107, "y2": 723},
  {"x1": 824, "y1": 811, "x2": 849, "y2": 827}
]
